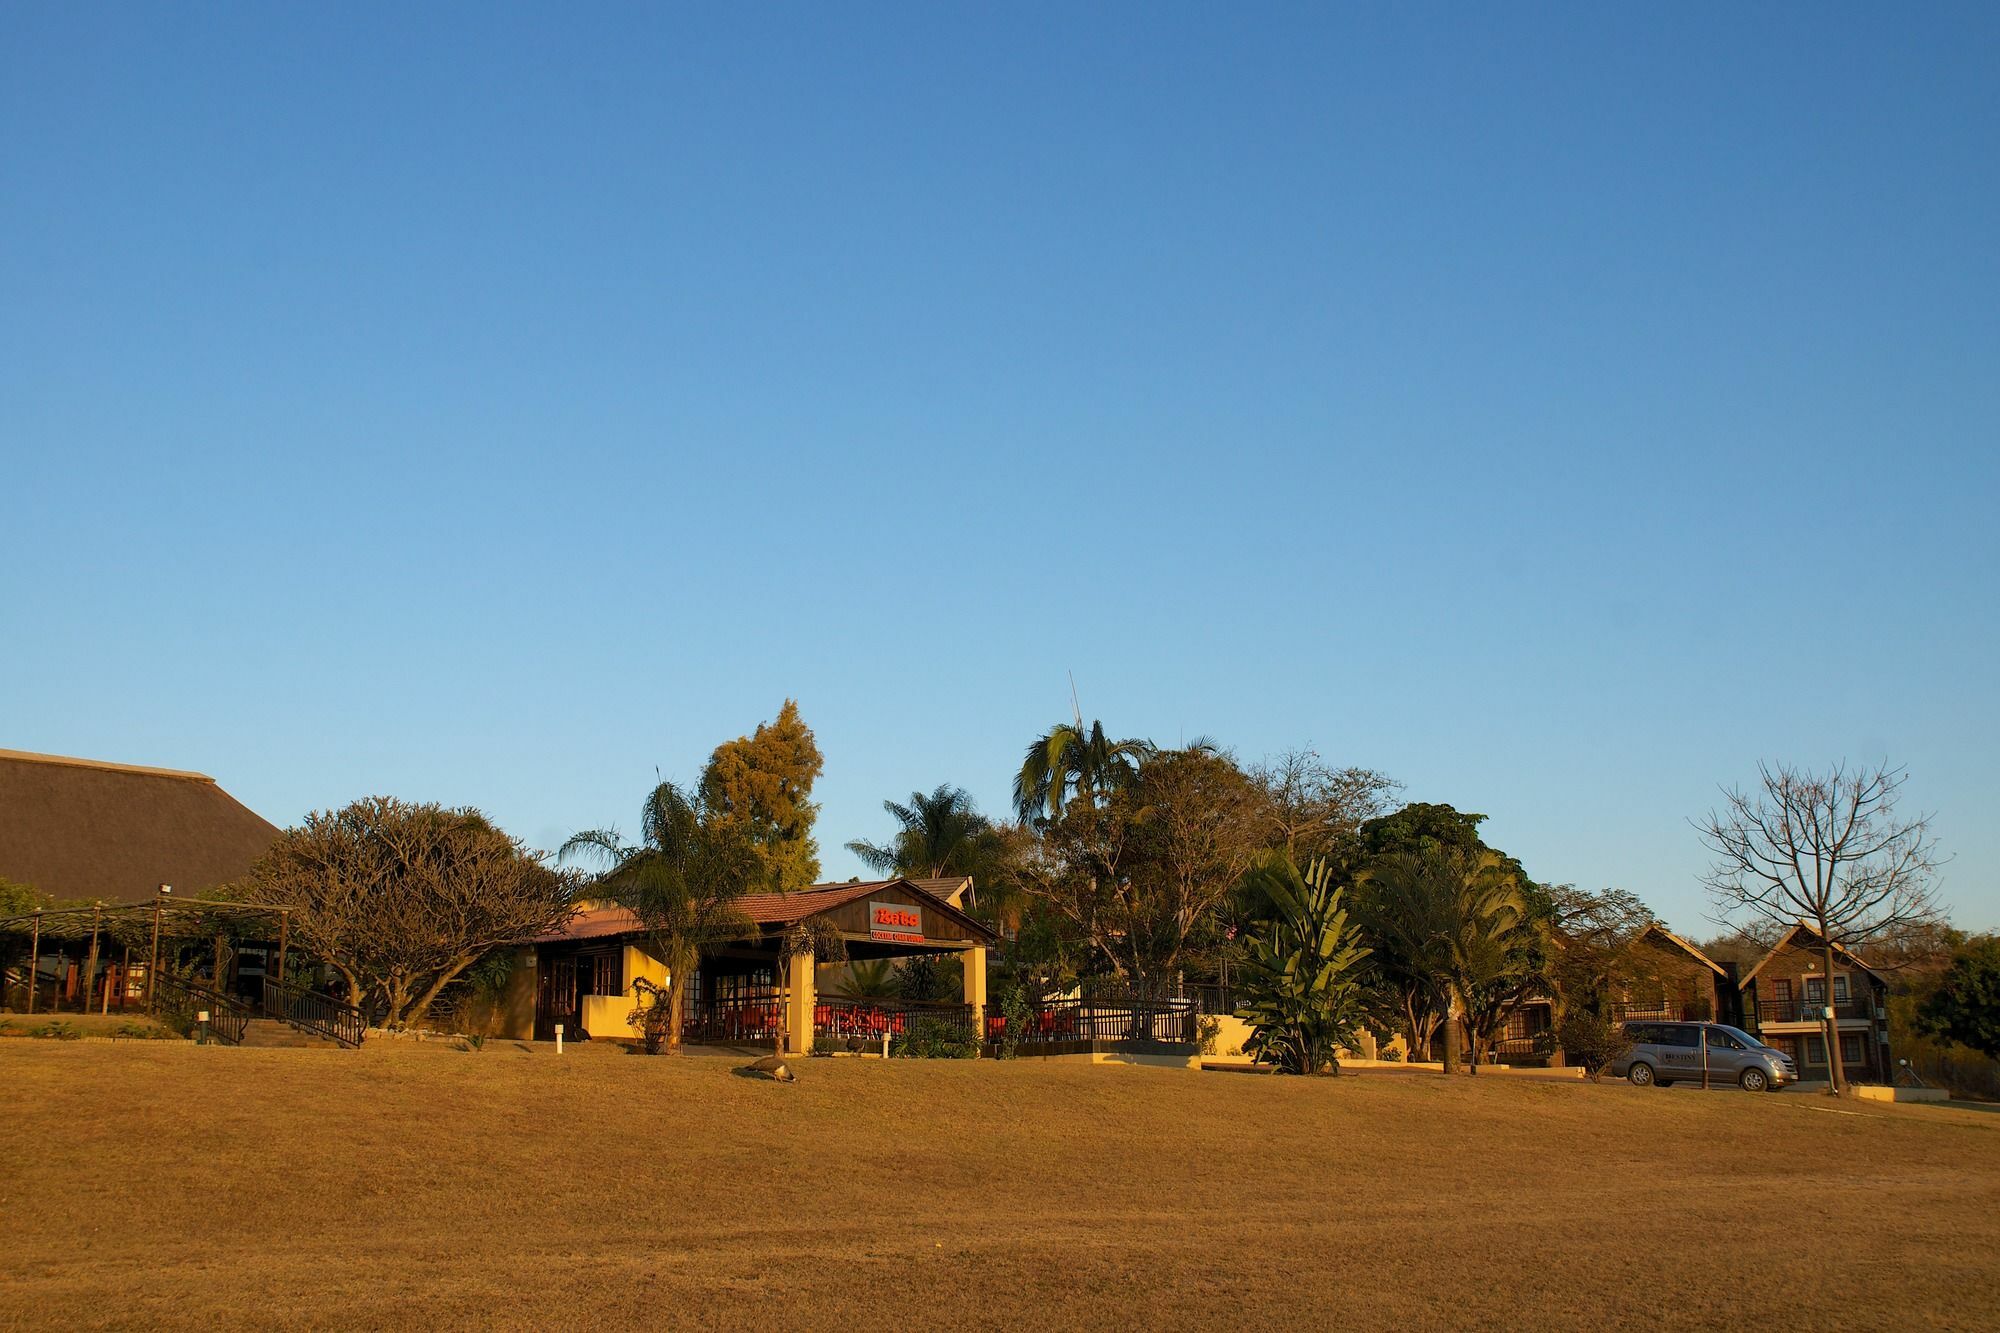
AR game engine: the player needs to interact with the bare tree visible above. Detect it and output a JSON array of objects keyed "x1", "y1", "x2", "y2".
[
  {"x1": 1250, "y1": 749, "x2": 1401, "y2": 863},
  {"x1": 1696, "y1": 761, "x2": 1944, "y2": 1094}
]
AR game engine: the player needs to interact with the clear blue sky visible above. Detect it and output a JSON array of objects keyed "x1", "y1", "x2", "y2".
[{"x1": 4, "y1": 6, "x2": 1996, "y2": 934}]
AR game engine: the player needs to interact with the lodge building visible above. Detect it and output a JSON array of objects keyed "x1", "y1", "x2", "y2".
[{"x1": 493, "y1": 876, "x2": 999, "y2": 1050}]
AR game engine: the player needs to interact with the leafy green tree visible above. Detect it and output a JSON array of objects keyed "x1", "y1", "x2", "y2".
[
  {"x1": 1233, "y1": 856, "x2": 1370, "y2": 1075},
  {"x1": 0, "y1": 877, "x2": 44, "y2": 918},
  {"x1": 1010, "y1": 744, "x2": 1262, "y2": 990},
  {"x1": 1917, "y1": 936, "x2": 2000, "y2": 1060},
  {"x1": 1556, "y1": 1009, "x2": 1632, "y2": 1081},
  {"x1": 699, "y1": 700, "x2": 825, "y2": 892},
  {"x1": 1012, "y1": 719, "x2": 1153, "y2": 824},
  {"x1": 562, "y1": 782, "x2": 761, "y2": 1054},
  {"x1": 1359, "y1": 846, "x2": 1543, "y2": 1073}
]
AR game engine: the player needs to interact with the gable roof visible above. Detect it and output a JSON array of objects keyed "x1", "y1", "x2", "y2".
[
  {"x1": 545, "y1": 876, "x2": 997, "y2": 945},
  {"x1": 1636, "y1": 923, "x2": 1728, "y2": 977},
  {"x1": 0, "y1": 749, "x2": 281, "y2": 904},
  {"x1": 1736, "y1": 922, "x2": 1888, "y2": 990}
]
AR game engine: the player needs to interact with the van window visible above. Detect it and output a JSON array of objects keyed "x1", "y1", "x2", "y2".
[
  {"x1": 1661, "y1": 1026, "x2": 1700, "y2": 1049},
  {"x1": 1705, "y1": 1028, "x2": 1743, "y2": 1051}
]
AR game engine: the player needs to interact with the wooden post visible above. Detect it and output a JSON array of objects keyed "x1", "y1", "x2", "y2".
[
  {"x1": 26, "y1": 910, "x2": 41, "y2": 1014},
  {"x1": 275, "y1": 910, "x2": 289, "y2": 993},
  {"x1": 82, "y1": 904, "x2": 102, "y2": 1022},
  {"x1": 147, "y1": 895, "x2": 164, "y2": 1010}
]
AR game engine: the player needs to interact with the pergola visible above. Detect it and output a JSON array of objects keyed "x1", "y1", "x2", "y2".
[{"x1": 0, "y1": 890, "x2": 292, "y2": 1016}]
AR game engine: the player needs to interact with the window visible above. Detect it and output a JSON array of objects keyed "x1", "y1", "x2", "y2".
[
  {"x1": 1768, "y1": 1036, "x2": 1799, "y2": 1062},
  {"x1": 1774, "y1": 979, "x2": 1793, "y2": 1002},
  {"x1": 1806, "y1": 1036, "x2": 1827, "y2": 1065},
  {"x1": 1704, "y1": 1027, "x2": 1743, "y2": 1051},
  {"x1": 1805, "y1": 976, "x2": 1825, "y2": 1002},
  {"x1": 1662, "y1": 1025, "x2": 1700, "y2": 1049},
  {"x1": 1841, "y1": 1033, "x2": 1867, "y2": 1066},
  {"x1": 1833, "y1": 976, "x2": 1849, "y2": 1002}
]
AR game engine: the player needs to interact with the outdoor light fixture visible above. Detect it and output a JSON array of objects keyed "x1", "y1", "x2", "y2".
[{"x1": 158, "y1": 884, "x2": 172, "y2": 895}]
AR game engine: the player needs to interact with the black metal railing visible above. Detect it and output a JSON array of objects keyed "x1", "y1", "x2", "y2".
[
  {"x1": 262, "y1": 976, "x2": 366, "y2": 1048},
  {"x1": 1756, "y1": 999, "x2": 1872, "y2": 1024},
  {"x1": 815, "y1": 998, "x2": 976, "y2": 1043},
  {"x1": 152, "y1": 972, "x2": 251, "y2": 1045},
  {"x1": 986, "y1": 997, "x2": 1198, "y2": 1046},
  {"x1": 1611, "y1": 1001, "x2": 1713, "y2": 1023},
  {"x1": 684, "y1": 993, "x2": 785, "y2": 1044}
]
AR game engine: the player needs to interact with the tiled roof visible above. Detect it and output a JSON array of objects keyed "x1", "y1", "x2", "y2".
[{"x1": 539, "y1": 879, "x2": 910, "y2": 943}]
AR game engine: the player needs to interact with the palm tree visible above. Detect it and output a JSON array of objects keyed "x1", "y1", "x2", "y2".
[
  {"x1": 559, "y1": 782, "x2": 759, "y2": 1055},
  {"x1": 1012, "y1": 721, "x2": 1155, "y2": 824},
  {"x1": 846, "y1": 784, "x2": 994, "y2": 879}
]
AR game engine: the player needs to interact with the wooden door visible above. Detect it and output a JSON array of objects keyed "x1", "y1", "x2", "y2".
[{"x1": 535, "y1": 954, "x2": 581, "y2": 1042}]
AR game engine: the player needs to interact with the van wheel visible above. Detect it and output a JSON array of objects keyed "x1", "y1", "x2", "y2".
[
  {"x1": 1740, "y1": 1068, "x2": 1770, "y2": 1093},
  {"x1": 1628, "y1": 1062, "x2": 1655, "y2": 1087}
]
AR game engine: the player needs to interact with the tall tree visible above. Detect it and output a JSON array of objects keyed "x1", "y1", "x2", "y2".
[
  {"x1": 699, "y1": 699, "x2": 825, "y2": 893},
  {"x1": 1010, "y1": 744, "x2": 1261, "y2": 989},
  {"x1": 1916, "y1": 936, "x2": 2000, "y2": 1061},
  {"x1": 1544, "y1": 885, "x2": 1660, "y2": 1023},
  {"x1": 1249, "y1": 749, "x2": 1401, "y2": 864},
  {"x1": 1697, "y1": 761, "x2": 1943, "y2": 1095},
  {"x1": 1012, "y1": 719, "x2": 1153, "y2": 824},
  {"x1": 242, "y1": 797, "x2": 579, "y2": 1028},
  {"x1": 561, "y1": 782, "x2": 761, "y2": 1055},
  {"x1": 1358, "y1": 846, "x2": 1543, "y2": 1073}
]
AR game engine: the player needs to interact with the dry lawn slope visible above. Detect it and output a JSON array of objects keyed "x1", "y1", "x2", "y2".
[{"x1": 3, "y1": 1041, "x2": 1998, "y2": 1330}]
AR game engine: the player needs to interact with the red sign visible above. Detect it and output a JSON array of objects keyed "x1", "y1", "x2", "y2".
[{"x1": 869, "y1": 901, "x2": 925, "y2": 944}]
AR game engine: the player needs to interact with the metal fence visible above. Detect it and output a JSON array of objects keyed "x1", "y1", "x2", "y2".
[
  {"x1": 986, "y1": 996, "x2": 1198, "y2": 1045},
  {"x1": 816, "y1": 998, "x2": 977, "y2": 1043}
]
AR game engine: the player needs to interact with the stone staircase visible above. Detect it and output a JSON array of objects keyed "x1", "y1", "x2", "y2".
[{"x1": 235, "y1": 1018, "x2": 344, "y2": 1049}]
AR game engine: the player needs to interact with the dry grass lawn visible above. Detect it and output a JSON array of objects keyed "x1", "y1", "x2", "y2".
[{"x1": 3, "y1": 1040, "x2": 1998, "y2": 1330}]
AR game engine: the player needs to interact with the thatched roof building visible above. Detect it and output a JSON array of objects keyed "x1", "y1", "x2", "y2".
[{"x1": 0, "y1": 749, "x2": 280, "y2": 904}]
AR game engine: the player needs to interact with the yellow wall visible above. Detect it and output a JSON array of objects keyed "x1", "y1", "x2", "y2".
[{"x1": 579, "y1": 943, "x2": 672, "y2": 1040}]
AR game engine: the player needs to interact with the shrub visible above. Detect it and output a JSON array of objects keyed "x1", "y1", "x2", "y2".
[
  {"x1": 30, "y1": 1021, "x2": 80, "y2": 1041},
  {"x1": 1556, "y1": 1011, "x2": 1631, "y2": 1081},
  {"x1": 890, "y1": 1016, "x2": 978, "y2": 1059},
  {"x1": 811, "y1": 1033, "x2": 839, "y2": 1057},
  {"x1": 1379, "y1": 1047, "x2": 1402, "y2": 1062},
  {"x1": 995, "y1": 986, "x2": 1033, "y2": 1060},
  {"x1": 113, "y1": 1021, "x2": 173, "y2": 1041},
  {"x1": 1196, "y1": 1014, "x2": 1221, "y2": 1055}
]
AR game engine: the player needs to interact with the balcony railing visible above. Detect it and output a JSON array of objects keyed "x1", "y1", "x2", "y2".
[
  {"x1": 1756, "y1": 999, "x2": 1872, "y2": 1024},
  {"x1": 1612, "y1": 1001, "x2": 1713, "y2": 1023}
]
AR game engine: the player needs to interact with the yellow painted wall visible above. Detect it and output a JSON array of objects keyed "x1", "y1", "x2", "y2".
[{"x1": 578, "y1": 944, "x2": 672, "y2": 1040}]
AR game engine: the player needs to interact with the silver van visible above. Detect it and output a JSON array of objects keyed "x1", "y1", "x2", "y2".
[{"x1": 1610, "y1": 1021, "x2": 1796, "y2": 1092}]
